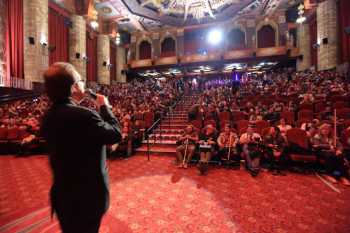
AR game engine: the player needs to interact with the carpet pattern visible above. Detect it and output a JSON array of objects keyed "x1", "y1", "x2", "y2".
[{"x1": 1, "y1": 155, "x2": 350, "y2": 233}]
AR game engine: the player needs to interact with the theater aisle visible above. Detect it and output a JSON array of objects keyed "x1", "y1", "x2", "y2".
[{"x1": 135, "y1": 95, "x2": 197, "y2": 156}]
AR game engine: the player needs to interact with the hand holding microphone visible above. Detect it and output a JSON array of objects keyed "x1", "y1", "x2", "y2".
[{"x1": 86, "y1": 89, "x2": 111, "y2": 109}]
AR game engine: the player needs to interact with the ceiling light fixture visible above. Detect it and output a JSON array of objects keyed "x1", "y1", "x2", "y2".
[
  {"x1": 143, "y1": 0, "x2": 233, "y2": 21},
  {"x1": 296, "y1": 3, "x2": 306, "y2": 24}
]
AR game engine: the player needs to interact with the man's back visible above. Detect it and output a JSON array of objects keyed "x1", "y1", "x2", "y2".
[{"x1": 42, "y1": 100, "x2": 121, "y2": 215}]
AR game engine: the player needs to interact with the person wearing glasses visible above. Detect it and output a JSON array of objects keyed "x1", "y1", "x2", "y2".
[{"x1": 41, "y1": 62, "x2": 122, "y2": 233}]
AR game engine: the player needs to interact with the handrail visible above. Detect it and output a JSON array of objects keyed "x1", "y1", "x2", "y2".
[
  {"x1": 0, "y1": 76, "x2": 34, "y2": 90},
  {"x1": 144, "y1": 94, "x2": 183, "y2": 161}
]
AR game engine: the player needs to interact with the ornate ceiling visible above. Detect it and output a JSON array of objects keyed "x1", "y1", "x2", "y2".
[{"x1": 51, "y1": 0, "x2": 301, "y2": 31}]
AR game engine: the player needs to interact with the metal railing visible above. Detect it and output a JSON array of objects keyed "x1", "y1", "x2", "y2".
[
  {"x1": 144, "y1": 95, "x2": 183, "y2": 161},
  {"x1": 0, "y1": 75, "x2": 33, "y2": 90}
]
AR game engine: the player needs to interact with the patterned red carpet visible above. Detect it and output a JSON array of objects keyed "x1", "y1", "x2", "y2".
[{"x1": 1, "y1": 155, "x2": 350, "y2": 233}]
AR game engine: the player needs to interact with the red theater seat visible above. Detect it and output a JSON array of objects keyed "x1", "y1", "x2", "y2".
[
  {"x1": 286, "y1": 128, "x2": 316, "y2": 163},
  {"x1": 298, "y1": 110, "x2": 313, "y2": 121},
  {"x1": 236, "y1": 120, "x2": 249, "y2": 133},
  {"x1": 7, "y1": 127, "x2": 19, "y2": 141},
  {"x1": 280, "y1": 111, "x2": 295, "y2": 125},
  {"x1": 255, "y1": 120, "x2": 270, "y2": 135}
]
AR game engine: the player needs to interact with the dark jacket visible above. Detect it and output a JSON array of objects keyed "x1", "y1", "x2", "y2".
[{"x1": 41, "y1": 100, "x2": 121, "y2": 217}]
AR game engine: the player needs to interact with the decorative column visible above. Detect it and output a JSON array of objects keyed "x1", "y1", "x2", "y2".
[
  {"x1": 116, "y1": 46, "x2": 126, "y2": 83},
  {"x1": 246, "y1": 19, "x2": 256, "y2": 48},
  {"x1": 297, "y1": 23, "x2": 311, "y2": 71},
  {"x1": 23, "y1": 0, "x2": 48, "y2": 82},
  {"x1": 129, "y1": 34, "x2": 137, "y2": 61},
  {"x1": 69, "y1": 15, "x2": 86, "y2": 79},
  {"x1": 97, "y1": 35, "x2": 110, "y2": 85},
  {"x1": 176, "y1": 29, "x2": 184, "y2": 56},
  {"x1": 151, "y1": 32, "x2": 160, "y2": 59},
  {"x1": 317, "y1": 0, "x2": 338, "y2": 70}
]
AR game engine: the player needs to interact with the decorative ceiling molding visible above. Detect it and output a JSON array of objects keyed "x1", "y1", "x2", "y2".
[{"x1": 119, "y1": 0, "x2": 256, "y2": 27}]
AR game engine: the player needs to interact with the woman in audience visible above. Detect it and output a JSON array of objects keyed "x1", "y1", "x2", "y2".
[
  {"x1": 277, "y1": 118, "x2": 292, "y2": 138},
  {"x1": 198, "y1": 124, "x2": 218, "y2": 175},
  {"x1": 311, "y1": 124, "x2": 350, "y2": 185}
]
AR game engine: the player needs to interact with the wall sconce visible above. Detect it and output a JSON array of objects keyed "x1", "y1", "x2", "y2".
[
  {"x1": 115, "y1": 33, "x2": 121, "y2": 45},
  {"x1": 90, "y1": 20, "x2": 99, "y2": 30},
  {"x1": 312, "y1": 43, "x2": 320, "y2": 49},
  {"x1": 82, "y1": 55, "x2": 89, "y2": 63},
  {"x1": 40, "y1": 34, "x2": 48, "y2": 47}
]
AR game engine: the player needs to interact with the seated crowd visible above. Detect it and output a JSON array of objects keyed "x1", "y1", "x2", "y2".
[
  {"x1": 0, "y1": 78, "x2": 182, "y2": 156},
  {"x1": 177, "y1": 69, "x2": 350, "y2": 186},
  {"x1": 1, "y1": 68, "x2": 349, "y2": 185}
]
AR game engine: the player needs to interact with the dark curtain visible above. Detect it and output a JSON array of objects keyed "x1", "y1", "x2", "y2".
[
  {"x1": 139, "y1": 41, "x2": 152, "y2": 60},
  {"x1": 161, "y1": 37, "x2": 176, "y2": 57},
  {"x1": 309, "y1": 15, "x2": 318, "y2": 67},
  {"x1": 86, "y1": 31, "x2": 97, "y2": 82},
  {"x1": 6, "y1": 0, "x2": 24, "y2": 79},
  {"x1": 48, "y1": 7, "x2": 69, "y2": 65},
  {"x1": 338, "y1": 0, "x2": 350, "y2": 63},
  {"x1": 227, "y1": 29, "x2": 246, "y2": 50},
  {"x1": 257, "y1": 25, "x2": 276, "y2": 48},
  {"x1": 110, "y1": 44, "x2": 116, "y2": 81}
]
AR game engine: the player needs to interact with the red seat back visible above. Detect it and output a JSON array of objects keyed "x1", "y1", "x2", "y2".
[
  {"x1": 314, "y1": 102, "x2": 326, "y2": 113},
  {"x1": 280, "y1": 111, "x2": 295, "y2": 125},
  {"x1": 143, "y1": 112, "x2": 154, "y2": 128},
  {"x1": 337, "y1": 108, "x2": 350, "y2": 119},
  {"x1": 190, "y1": 119, "x2": 202, "y2": 130},
  {"x1": 341, "y1": 129, "x2": 350, "y2": 149},
  {"x1": 0, "y1": 127, "x2": 8, "y2": 140},
  {"x1": 232, "y1": 111, "x2": 247, "y2": 121},
  {"x1": 299, "y1": 103, "x2": 313, "y2": 111},
  {"x1": 298, "y1": 110, "x2": 313, "y2": 121},
  {"x1": 286, "y1": 128, "x2": 308, "y2": 149},
  {"x1": 219, "y1": 111, "x2": 230, "y2": 122},
  {"x1": 236, "y1": 120, "x2": 249, "y2": 133},
  {"x1": 255, "y1": 120, "x2": 270, "y2": 135},
  {"x1": 7, "y1": 127, "x2": 19, "y2": 140}
]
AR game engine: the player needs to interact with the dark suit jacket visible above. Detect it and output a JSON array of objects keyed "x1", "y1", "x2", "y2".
[{"x1": 41, "y1": 99, "x2": 121, "y2": 217}]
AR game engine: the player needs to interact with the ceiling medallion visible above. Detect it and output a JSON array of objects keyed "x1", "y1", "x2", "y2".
[
  {"x1": 100, "y1": 6, "x2": 113, "y2": 14},
  {"x1": 142, "y1": 0, "x2": 233, "y2": 21}
]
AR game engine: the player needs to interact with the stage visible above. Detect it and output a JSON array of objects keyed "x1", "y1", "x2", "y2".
[{"x1": 0, "y1": 155, "x2": 350, "y2": 233}]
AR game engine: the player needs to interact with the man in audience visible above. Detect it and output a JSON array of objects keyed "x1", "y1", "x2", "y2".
[
  {"x1": 217, "y1": 124, "x2": 240, "y2": 167},
  {"x1": 239, "y1": 124, "x2": 262, "y2": 176},
  {"x1": 198, "y1": 124, "x2": 218, "y2": 175},
  {"x1": 176, "y1": 124, "x2": 199, "y2": 168}
]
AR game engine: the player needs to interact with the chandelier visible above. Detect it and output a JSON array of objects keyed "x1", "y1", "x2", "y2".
[{"x1": 142, "y1": 0, "x2": 233, "y2": 21}]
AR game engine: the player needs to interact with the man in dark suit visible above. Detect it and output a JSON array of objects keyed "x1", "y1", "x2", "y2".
[{"x1": 41, "y1": 62, "x2": 122, "y2": 233}]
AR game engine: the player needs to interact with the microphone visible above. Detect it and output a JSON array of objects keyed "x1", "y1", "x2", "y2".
[{"x1": 86, "y1": 88, "x2": 97, "y2": 100}]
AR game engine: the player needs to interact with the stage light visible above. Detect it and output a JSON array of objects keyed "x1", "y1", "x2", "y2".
[{"x1": 207, "y1": 29, "x2": 223, "y2": 45}]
